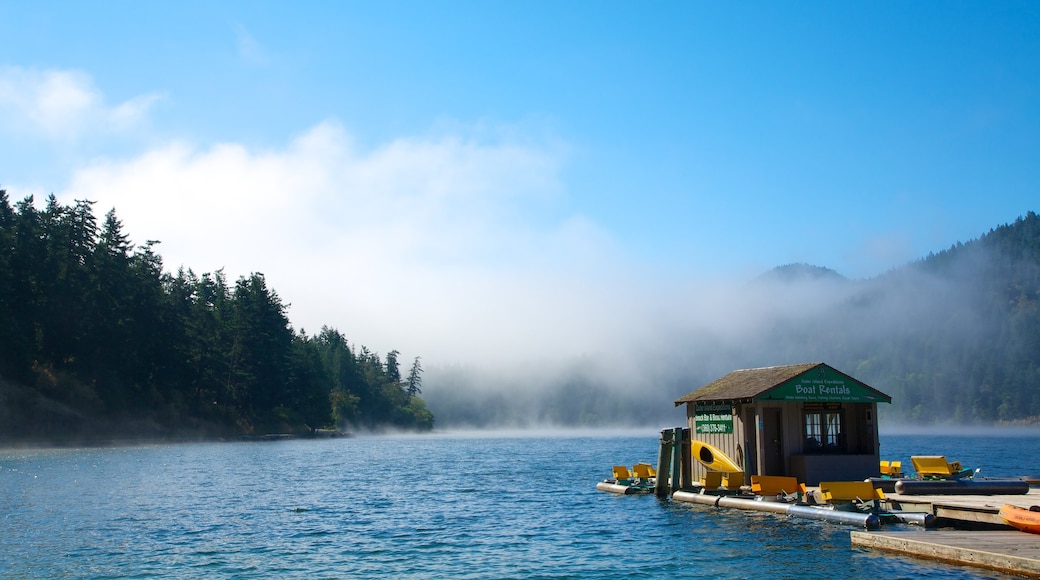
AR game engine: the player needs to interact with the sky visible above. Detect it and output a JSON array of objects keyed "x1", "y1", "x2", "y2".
[{"x1": 1, "y1": 1, "x2": 1039, "y2": 372}]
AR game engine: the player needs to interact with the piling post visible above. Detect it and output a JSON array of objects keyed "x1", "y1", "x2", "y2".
[
  {"x1": 669, "y1": 427, "x2": 683, "y2": 494},
  {"x1": 655, "y1": 429, "x2": 673, "y2": 497},
  {"x1": 679, "y1": 427, "x2": 692, "y2": 491}
]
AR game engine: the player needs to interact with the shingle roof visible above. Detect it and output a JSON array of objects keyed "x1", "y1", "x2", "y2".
[{"x1": 674, "y1": 363, "x2": 824, "y2": 406}]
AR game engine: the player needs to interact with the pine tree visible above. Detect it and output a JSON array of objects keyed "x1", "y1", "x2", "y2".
[{"x1": 406, "y1": 356, "x2": 423, "y2": 397}]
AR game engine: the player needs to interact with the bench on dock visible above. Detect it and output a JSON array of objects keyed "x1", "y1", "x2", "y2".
[
  {"x1": 911, "y1": 456, "x2": 972, "y2": 479},
  {"x1": 818, "y1": 481, "x2": 885, "y2": 506},
  {"x1": 750, "y1": 475, "x2": 807, "y2": 499}
]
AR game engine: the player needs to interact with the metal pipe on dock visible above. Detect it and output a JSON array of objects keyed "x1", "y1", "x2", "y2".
[
  {"x1": 672, "y1": 491, "x2": 881, "y2": 528},
  {"x1": 787, "y1": 505, "x2": 881, "y2": 528},
  {"x1": 894, "y1": 479, "x2": 1030, "y2": 495},
  {"x1": 596, "y1": 481, "x2": 652, "y2": 495},
  {"x1": 886, "y1": 510, "x2": 937, "y2": 527},
  {"x1": 716, "y1": 494, "x2": 791, "y2": 514}
]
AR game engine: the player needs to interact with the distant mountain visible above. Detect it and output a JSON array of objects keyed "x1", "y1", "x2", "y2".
[{"x1": 755, "y1": 263, "x2": 848, "y2": 284}]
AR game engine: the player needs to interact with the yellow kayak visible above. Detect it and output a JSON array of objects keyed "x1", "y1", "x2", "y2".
[{"x1": 692, "y1": 440, "x2": 742, "y2": 472}]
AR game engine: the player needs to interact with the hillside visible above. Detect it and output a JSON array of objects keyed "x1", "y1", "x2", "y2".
[
  {"x1": 834, "y1": 212, "x2": 1040, "y2": 423},
  {"x1": 423, "y1": 212, "x2": 1040, "y2": 428},
  {"x1": 0, "y1": 192, "x2": 434, "y2": 443}
]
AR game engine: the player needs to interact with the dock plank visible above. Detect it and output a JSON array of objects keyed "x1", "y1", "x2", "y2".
[
  {"x1": 883, "y1": 488, "x2": 1040, "y2": 526},
  {"x1": 852, "y1": 530, "x2": 1040, "y2": 578}
]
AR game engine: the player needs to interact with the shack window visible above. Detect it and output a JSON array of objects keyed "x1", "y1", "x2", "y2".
[{"x1": 803, "y1": 407, "x2": 844, "y2": 452}]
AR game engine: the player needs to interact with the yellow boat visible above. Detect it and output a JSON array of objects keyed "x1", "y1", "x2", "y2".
[{"x1": 692, "y1": 440, "x2": 741, "y2": 472}]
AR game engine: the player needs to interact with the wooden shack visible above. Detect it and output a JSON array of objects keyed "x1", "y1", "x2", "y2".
[{"x1": 674, "y1": 363, "x2": 891, "y2": 486}]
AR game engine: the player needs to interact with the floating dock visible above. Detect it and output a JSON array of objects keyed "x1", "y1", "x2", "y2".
[
  {"x1": 850, "y1": 487, "x2": 1040, "y2": 577},
  {"x1": 851, "y1": 530, "x2": 1040, "y2": 578},
  {"x1": 882, "y1": 487, "x2": 1040, "y2": 526},
  {"x1": 595, "y1": 481, "x2": 654, "y2": 495},
  {"x1": 637, "y1": 427, "x2": 1040, "y2": 577}
]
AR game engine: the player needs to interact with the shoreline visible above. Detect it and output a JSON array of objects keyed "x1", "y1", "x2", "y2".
[{"x1": 0, "y1": 428, "x2": 352, "y2": 452}]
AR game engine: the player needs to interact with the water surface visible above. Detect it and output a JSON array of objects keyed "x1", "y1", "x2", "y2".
[{"x1": 2, "y1": 430, "x2": 1029, "y2": 578}]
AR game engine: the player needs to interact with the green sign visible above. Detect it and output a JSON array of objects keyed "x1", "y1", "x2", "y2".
[
  {"x1": 757, "y1": 366, "x2": 891, "y2": 403},
  {"x1": 695, "y1": 402, "x2": 733, "y2": 434}
]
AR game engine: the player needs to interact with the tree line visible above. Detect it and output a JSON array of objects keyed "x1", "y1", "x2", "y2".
[
  {"x1": 0, "y1": 191, "x2": 433, "y2": 441},
  {"x1": 844, "y1": 211, "x2": 1040, "y2": 424},
  {"x1": 754, "y1": 212, "x2": 1040, "y2": 425}
]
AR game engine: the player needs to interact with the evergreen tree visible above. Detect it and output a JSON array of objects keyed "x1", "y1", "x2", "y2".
[
  {"x1": 229, "y1": 274, "x2": 291, "y2": 425},
  {"x1": 0, "y1": 190, "x2": 20, "y2": 377},
  {"x1": 385, "y1": 349, "x2": 401, "y2": 383},
  {"x1": 406, "y1": 356, "x2": 423, "y2": 397}
]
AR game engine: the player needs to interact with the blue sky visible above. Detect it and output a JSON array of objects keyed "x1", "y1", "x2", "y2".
[{"x1": 2, "y1": 2, "x2": 1038, "y2": 367}]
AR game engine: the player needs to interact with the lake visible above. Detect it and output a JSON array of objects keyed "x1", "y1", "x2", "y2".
[{"x1": 2, "y1": 428, "x2": 1035, "y2": 579}]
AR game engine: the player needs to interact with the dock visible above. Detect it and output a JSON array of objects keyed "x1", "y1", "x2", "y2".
[
  {"x1": 851, "y1": 530, "x2": 1040, "y2": 578},
  {"x1": 846, "y1": 487, "x2": 1040, "y2": 577},
  {"x1": 630, "y1": 427, "x2": 1040, "y2": 577},
  {"x1": 882, "y1": 487, "x2": 1040, "y2": 526}
]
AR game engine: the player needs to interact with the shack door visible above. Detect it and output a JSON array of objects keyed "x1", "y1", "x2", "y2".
[{"x1": 762, "y1": 408, "x2": 784, "y2": 475}]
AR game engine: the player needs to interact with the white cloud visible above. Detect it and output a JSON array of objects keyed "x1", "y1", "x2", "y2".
[
  {"x1": 0, "y1": 66, "x2": 162, "y2": 141},
  {"x1": 38, "y1": 98, "x2": 870, "y2": 390},
  {"x1": 60, "y1": 120, "x2": 656, "y2": 366},
  {"x1": 49, "y1": 117, "x2": 895, "y2": 407}
]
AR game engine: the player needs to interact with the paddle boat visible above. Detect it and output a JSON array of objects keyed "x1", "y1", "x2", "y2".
[
  {"x1": 596, "y1": 463, "x2": 656, "y2": 495},
  {"x1": 889, "y1": 455, "x2": 1030, "y2": 495},
  {"x1": 879, "y1": 460, "x2": 904, "y2": 478}
]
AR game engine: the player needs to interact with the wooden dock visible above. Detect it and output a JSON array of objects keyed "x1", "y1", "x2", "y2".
[
  {"x1": 851, "y1": 530, "x2": 1040, "y2": 578},
  {"x1": 850, "y1": 487, "x2": 1040, "y2": 577},
  {"x1": 882, "y1": 487, "x2": 1040, "y2": 526}
]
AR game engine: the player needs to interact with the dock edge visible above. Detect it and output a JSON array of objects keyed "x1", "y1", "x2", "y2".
[{"x1": 850, "y1": 530, "x2": 1040, "y2": 578}]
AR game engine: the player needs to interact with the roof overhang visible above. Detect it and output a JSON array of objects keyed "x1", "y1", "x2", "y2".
[{"x1": 675, "y1": 363, "x2": 892, "y2": 406}]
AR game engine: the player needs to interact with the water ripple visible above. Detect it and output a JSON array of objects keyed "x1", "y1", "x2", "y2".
[{"x1": 0, "y1": 434, "x2": 1022, "y2": 578}]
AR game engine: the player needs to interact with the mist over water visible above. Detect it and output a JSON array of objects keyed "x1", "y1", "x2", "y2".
[{"x1": 421, "y1": 254, "x2": 1009, "y2": 429}]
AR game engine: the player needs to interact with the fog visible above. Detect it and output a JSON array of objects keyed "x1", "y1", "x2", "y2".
[
  {"x1": 350, "y1": 426, "x2": 665, "y2": 440},
  {"x1": 38, "y1": 117, "x2": 1020, "y2": 430},
  {"x1": 420, "y1": 257, "x2": 1004, "y2": 429},
  {"x1": 879, "y1": 424, "x2": 1040, "y2": 437}
]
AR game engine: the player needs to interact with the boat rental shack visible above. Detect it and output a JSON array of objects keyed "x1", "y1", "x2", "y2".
[{"x1": 674, "y1": 363, "x2": 891, "y2": 486}]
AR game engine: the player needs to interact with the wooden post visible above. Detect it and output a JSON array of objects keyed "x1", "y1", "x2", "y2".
[
  {"x1": 679, "y1": 427, "x2": 692, "y2": 491},
  {"x1": 669, "y1": 427, "x2": 683, "y2": 494},
  {"x1": 655, "y1": 429, "x2": 673, "y2": 497}
]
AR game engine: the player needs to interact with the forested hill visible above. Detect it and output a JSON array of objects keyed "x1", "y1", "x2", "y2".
[
  {"x1": 828, "y1": 211, "x2": 1040, "y2": 424},
  {"x1": 686, "y1": 211, "x2": 1040, "y2": 426},
  {"x1": 421, "y1": 212, "x2": 1040, "y2": 429},
  {"x1": 0, "y1": 192, "x2": 433, "y2": 443}
]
